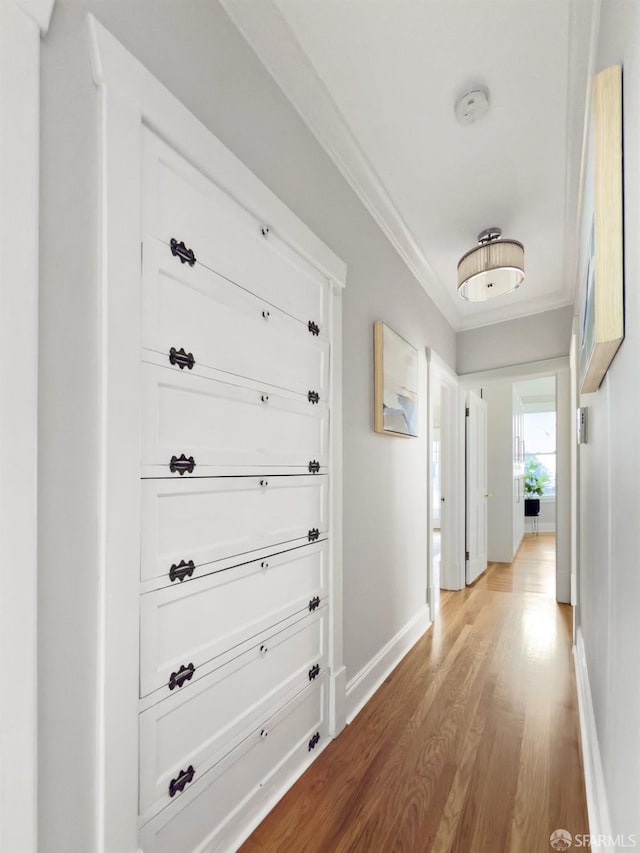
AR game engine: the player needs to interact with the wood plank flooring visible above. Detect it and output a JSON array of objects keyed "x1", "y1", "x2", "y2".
[
  {"x1": 474, "y1": 532, "x2": 556, "y2": 596},
  {"x1": 241, "y1": 535, "x2": 588, "y2": 853}
]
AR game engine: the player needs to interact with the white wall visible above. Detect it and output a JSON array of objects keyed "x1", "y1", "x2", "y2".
[
  {"x1": 457, "y1": 305, "x2": 574, "y2": 375},
  {"x1": 574, "y1": 0, "x2": 640, "y2": 838},
  {"x1": 484, "y1": 383, "x2": 516, "y2": 562},
  {"x1": 533, "y1": 498, "x2": 556, "y2": 532},
  {"x1": 38, "y1": 2, "x2": 455, "y2": 848}
]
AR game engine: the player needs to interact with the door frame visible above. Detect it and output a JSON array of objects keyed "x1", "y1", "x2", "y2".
[
  {"x1": 458, "y1": 356, "x2": 571, "y2": 604},
  {"x1": 0, "y1": 3, "x2": 54, "y2": 851},
  {"x1": 427, "y1": 350, "x2": 465, "y2": 601},
  {"x1": 465, "y1": 389, "x2": 489, "y2": 585}
]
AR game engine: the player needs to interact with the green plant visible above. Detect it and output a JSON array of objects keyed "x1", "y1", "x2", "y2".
[{"x1": 524, "y1": 458, "x2": 549, "y2": 497}]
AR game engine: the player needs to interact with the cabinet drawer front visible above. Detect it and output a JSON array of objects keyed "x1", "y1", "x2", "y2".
[
  {"x1": 142, "y1": 130, "x2": 328, "y2": 332},
  {"x1": 140, "y1": 541, "x2": 328, "y2": 696},
  {"x1": 142, "y1": 238, "x2": 329, "y2": 399},
  {"x1": 139, "y1": 610, "x2": 328, "y2": 820},
  {"x1": 140, "y1": 475, "x2": 328, "y2": 583},
  {"x1": 141, "y1": 361, "x2": 328, "y2": 475},
  {"x1": 138, "y1": 675, "x2": 328, "y2": 853}
]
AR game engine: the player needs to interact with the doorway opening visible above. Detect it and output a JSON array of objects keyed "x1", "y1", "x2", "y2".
[{"x1": 473, "y1": 372, "x2": 564, "y2": 601}]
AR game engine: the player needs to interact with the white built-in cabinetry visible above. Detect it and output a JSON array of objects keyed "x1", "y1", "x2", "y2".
[
  {"x1": 89, "y1": 19, "x2": 346, "y2": 852},
  {"x1": 137, "y1": 129, "x2": 336, "y2": 850}
]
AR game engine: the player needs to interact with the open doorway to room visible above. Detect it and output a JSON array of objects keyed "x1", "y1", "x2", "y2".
[{"x1": 480, "y1": 374, "x2": 559, "y2": 598}]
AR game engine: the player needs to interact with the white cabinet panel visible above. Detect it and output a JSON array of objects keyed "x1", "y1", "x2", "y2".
[
  {"x1": 142, "y1": 130, "x2": 329, "y2": 332},
  {"x1": 138, "y1": 675, "x2": 328, "y2": 853},
  {"x1": 138, "y1": 610, "x2": 327, "y2": 821},
  {"x1": 140, "y1": 475, "x2": 328, "y2": 583},
  {"x1": 141, "y1": 361, "x2": 328, "y2": 476},
  {"x1": 139, "y1": 541, "x2": 328, "y2": 697},
  {"x1": 141, "y1": 238, "x2": 329, "y2": 399}
]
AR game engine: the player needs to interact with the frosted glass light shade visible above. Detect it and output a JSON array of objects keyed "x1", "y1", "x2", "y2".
[{"x1": 457, "y1": 239, "x2": 525, "y2": 301}]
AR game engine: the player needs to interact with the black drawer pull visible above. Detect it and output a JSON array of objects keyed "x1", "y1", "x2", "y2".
[
  {"x1": 168, "y1": 663, "x2": 195, "y2": 691},
  {"x1": 169, "y1": 346, "x2": 195, "y2": 370},
  {"x1": 261, "y1": 394, "x2": 269, "y2": 404},
  {"x1": 169, "y1": 454, "x2": 195, "y2": 475},
  {"x1": 308, "y1": 390, "x2": 320, "y2": 405},
  {"x1": 169, "y1": 559, "x2": 195, "y2": 583},
  {"x1": 308, "y1": 320, "x2": 320, "y2": 337},
  {"x1": 308, "y1": 732, "x2": 320, "y2": 752},
  {"x1": 308, "y1": 663, "x2": 320, "y2": 681},
  {"x1": 260, "y1": 479, "x2": 269, "y2": 488},
  {"x1": 308, "y1": 460, "x2": 320, "y2": 474},
  {"x1": 308, "y1": 596, "x2": 320, "y2": 612},
  {"x1": 262, "y1": 310, "x2": 270, "y2": 320},
  {"x1": 170, "y1": 238, "x2": 196, "y2": 267},
  {"x1": 308, "y1": 528, "x2": 320, "y2": 542},
  {"x1": 169, "y1": 765, "x2": 195, "y2": 797}
]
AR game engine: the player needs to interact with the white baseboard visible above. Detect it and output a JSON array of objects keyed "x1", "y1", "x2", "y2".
[
  {"x1": 345, "y1": 605, "x2": 431, "y2": 724},
  {"x1": 574, "y1": 628, "x2": 612, "y2": 848}
]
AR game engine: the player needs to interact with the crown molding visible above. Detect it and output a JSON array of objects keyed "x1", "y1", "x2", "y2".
[
  {"x1": 12, "y1": 0, "x2": 55, "y2": 33},
  {"x1": 223, "y1": 0, "x2": 597, "y2": 335},
  {"x1": 221, "y1": 0, "x2": 460, "y2": 329}
]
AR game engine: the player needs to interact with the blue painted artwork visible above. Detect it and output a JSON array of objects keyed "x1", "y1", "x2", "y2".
[{"x1": 379, "y1": 323, "x2": 419, "y2": 437}]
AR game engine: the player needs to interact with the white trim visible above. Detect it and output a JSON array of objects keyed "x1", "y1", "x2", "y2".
[
  {"x1": 88, "y1": 16, "x2": 346, "y2": 851},
  {"x1": 328, "y1": 281, "x2": 347, "y2": 737},
  {"x1": 574, "y1": 628, "x2": 613, "y2": 850},
  {"x1": 345, "y1": 605, "x2": 431, "y2": 724},
  {"x1": 11, "y1": 0, "x2": 55, "y2": 33},
  {"x1": 457, "y1": 356, "x2": 570, "y2": 387},
  {"x1": 221, "y1": 0, "x2": 598, "y2": 333},
  {"x1": 220, "y1": 0, "x2": 457, "y2": 329},
  {"x1": 0, "y1": 3, "x2": 49, "y2": 850},
  {"x1": 88, "y1": 16, "x2": 345, "y2": 290},
  {"x1": 427, "y1": 349, "x2": 465, "y2": 592}
]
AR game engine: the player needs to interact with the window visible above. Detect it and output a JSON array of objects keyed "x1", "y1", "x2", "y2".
[{"x1": 523, "y1": 410, "x2": 556, "y2": 497}]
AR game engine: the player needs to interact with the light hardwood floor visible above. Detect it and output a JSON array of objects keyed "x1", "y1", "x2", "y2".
[{"x1": 241, "y1": 534, "x2": 588, "y2": 852}]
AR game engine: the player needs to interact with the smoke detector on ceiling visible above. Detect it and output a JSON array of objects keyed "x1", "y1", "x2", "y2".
[{"x1": 455, "y1": 88, "x2": 490, "y2": 125}]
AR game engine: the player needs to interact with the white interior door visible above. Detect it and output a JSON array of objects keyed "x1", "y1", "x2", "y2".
[{"x1": 466, "y1": 391, "x2": 488, "y2": 584}]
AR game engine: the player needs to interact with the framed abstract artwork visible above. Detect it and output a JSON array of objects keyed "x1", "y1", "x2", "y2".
[
  {"x1": 580, "y1": 64, "x2": 624, "y2": 393},
  {"x1": 373, "y1": 321, "x2": 419, "y2": 437}
]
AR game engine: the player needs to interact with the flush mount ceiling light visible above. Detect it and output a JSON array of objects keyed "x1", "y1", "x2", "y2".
[{"x1": 457, "y1": 228, "x2": 525, "y2": 302}]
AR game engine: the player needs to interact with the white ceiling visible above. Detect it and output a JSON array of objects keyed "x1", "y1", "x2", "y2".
[{"x1": 223, "y1": 0, "x2": 598, "y2": 331}]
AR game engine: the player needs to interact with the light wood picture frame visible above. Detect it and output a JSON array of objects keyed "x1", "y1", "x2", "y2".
[
  {"x1": 580, "y1": 64, "x2": 624, "y2": 393},
  {"x1": 374, "y1": 321, "x2": 419, "y2": 437}
]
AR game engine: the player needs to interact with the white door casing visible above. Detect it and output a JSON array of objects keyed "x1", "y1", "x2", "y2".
[
  {"x1": 466, "y1": 391, "x2": 488, "y2": 585},
  {"x1": 0, "y1": 3, "x2": 54, "y2": 851},
  {"x1": 427, "y1": 350, "x2": 465, "y2": 596}
]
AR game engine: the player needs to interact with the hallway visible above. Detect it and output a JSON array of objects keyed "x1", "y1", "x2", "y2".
[{"x1": 241, "y1": 535, "x2": 587, "y2": 852}]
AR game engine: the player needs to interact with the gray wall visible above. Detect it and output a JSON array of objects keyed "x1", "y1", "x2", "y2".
[
  {"x1": 575, "y1": 0, "x2": 640, "y2": 838},
  {"x1": 456, "y1": 305, "x2": 574, "y2": 375},
  {"x1": 38, "y1": 2, "x2": 455, "y2": 849}
]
